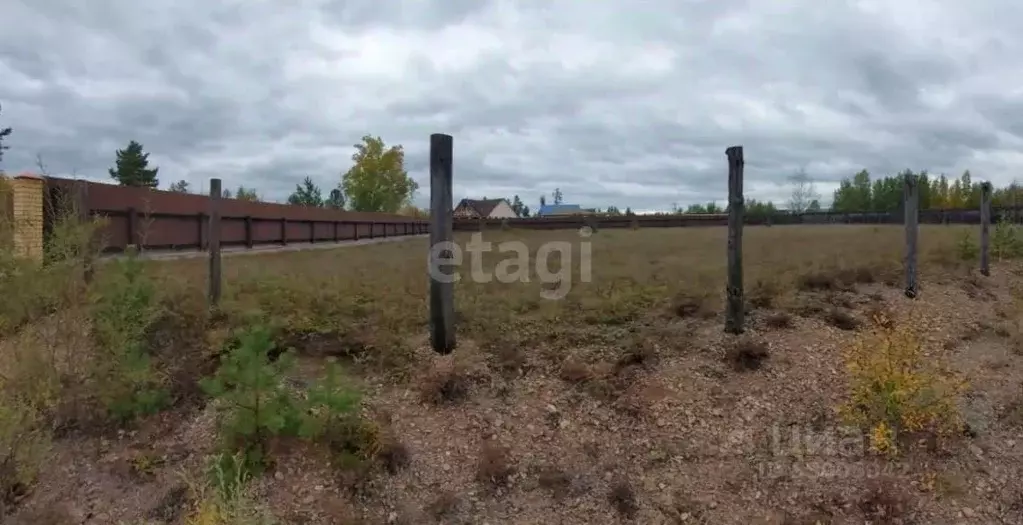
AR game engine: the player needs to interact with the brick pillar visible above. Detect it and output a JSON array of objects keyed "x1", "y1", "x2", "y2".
[{"x1": 12, "y1": 173, "x2": 44, "y2": 262}]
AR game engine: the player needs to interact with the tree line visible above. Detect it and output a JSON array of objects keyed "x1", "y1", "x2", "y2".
[
  {"x1": 108, "y1": 136, "x2": 419, "y2": 214},
  {"x1": 831, "y1": 169, "x2": 1023, "y2": 212}
]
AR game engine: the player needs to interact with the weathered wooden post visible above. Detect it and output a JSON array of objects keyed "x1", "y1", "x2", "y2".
[
  {"x1": 980, "y1": 181, "x2": 992, "y2": 276},
  {"x1": 429, "y1": 133, "x2": 456, "y2": 354},
  {"x1": 725, "y1": 146, "x2": 745, "y2": 334},
  {"x1": 208, "y1": 178, "x2": 223, "y2": 307},
  {"x1": 903, "y1": 173, "x2": 919, "y2": 298}
]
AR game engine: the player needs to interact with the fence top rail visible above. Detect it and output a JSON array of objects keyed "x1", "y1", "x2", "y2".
[{"x1": 86, "y1": 207, "x2": 427, "y2": 223}]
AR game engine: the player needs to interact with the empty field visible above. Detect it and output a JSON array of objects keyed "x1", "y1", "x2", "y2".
[{"x1": 3, "y1": 225, "x2": 1023, "y2": 524}]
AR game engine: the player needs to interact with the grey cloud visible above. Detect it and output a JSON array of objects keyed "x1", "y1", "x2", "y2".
[{"x1": 2, "y1": 0, "x2": 1022, "y2": 212}]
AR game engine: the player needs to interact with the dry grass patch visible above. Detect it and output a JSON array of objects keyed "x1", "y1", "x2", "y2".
[
  {"x1": 476, "y1": 441, "x2": 515, "y2": 489},
  {"x1": 425, "y1": 490, "x2": 460, "y2": 522},
  {"x1": 536, "y1": 465, "x2": 574, "y2": 499},
  {"x1": 858, "y1": 477, "x2": 912, "y2": 524},
  {"x1": 420, "y1": 363, "x2": 472, "y2": 405},
  {"x1": 377, "y1": 439, "x2": 411, "y2": 474},
  {"x1": 825, "y1": 307, "x2": 861, "y2": 331},
  {"x1": 725, "y1": 337, "x2": 770, "y2": 371},
  {"x1": 608, "y1": 477, "x2": 639, "y2": 518},
  {"x1": 763, "y1": 311, "x2": 793, "y2": 329}
]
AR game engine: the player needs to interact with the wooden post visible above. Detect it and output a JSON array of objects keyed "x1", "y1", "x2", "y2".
[
  {"x1": 369, "y1": 222, "x2": 375, "y2": 239},
  {"x1": 332, "y1": 221, "x2": 338, "y2": 242},
  {"x1": 430, "y1": 133, "x2": 456, "y2": 354},
  {"x1": 309, "y1": 220, "x2": 315, "y2": 243},
  {"x1": 725, "y1": 146, "x2": 745, "y2": 334},
  {"x1": 981, "y1": 182, "x2": 992, "y2": 276},
  {"x1": 208, "y1": 179, "x2": 222, "y2": 307},
  {"x1": 353, "y1": 222, "x2": 360, "y2": 241},
  {"x1": 281, "y1": 217, "x2": 288, "y2": 245},
  {"x1": 244, "y1": 216, "x2": 253, "y2": 248},
  {"x1": 903, "y1": 174, "x2": 919, "y2": 298},
  {"x1": 74, "y1": 182, "x2": 94, "y2": 283}
]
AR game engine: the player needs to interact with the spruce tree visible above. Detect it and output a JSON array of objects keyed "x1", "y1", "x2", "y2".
[{"x1": 109, "y1": 140, "x2": 159, "y2": 188}]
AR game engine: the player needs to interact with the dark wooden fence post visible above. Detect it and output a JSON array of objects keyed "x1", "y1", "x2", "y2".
[
  {"x1": 208, "y1": 179, "x2": 222, "y2": 307},
  {"x1": 126, "y1": 207, "x2": 138, "y2": 249},
  {"x1": 725, "y1": 146, "x2": 745, "y2": 334},
  {"x1": 75, "y1": 182, "x2": 94, "y2": 283},
  {"x1": 281, "y1": 217, "x2": 288, "y2": 245},
  {"x1": 309, "y1": 220, "x2": 315, "y2": 243},
  {"x1": 903, "y1": 174, "x2": 919, "y2": 298},
  {"x1": 244, "y1": 216, "x2": 253, "y2": 248},
  {"x1": 981, "y1": 182, "x2": 992, "y2": 276},
  {"x1": 369, "y1": 222, "x2": 375, "y2": 239},
  {"x1": 353, "y1": 222, "x2": 360, "y2": 241},
  {"x1": 430, "y1": 133, "x2": 456, "y2": 354},
  {"x1": 333, "y1": 221, "x2": 339, "y2": 242}
]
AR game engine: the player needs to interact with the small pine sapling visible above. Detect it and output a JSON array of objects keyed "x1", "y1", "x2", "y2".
[{"x1": 200, "y1": 325, "x2": 302, "y2": 473}]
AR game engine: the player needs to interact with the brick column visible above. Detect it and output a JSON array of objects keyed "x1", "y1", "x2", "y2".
[{"x1": 12, "y1": 173, "x2": 44, "y2": 262}]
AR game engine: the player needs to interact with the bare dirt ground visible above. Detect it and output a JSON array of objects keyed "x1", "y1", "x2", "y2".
[{"x1": 4, "y1": 225, "x2": 1023, "y2": 525}]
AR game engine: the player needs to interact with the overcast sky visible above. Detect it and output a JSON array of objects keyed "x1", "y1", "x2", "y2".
[{"x1": 2, "y1": 1, "x2": 1022, "y2": 212}]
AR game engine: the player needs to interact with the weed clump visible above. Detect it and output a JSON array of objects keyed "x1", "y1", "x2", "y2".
[
  {"x1": 476, "y1": 441, "x2": 514, "y2": 488},
  {"x1": 420, "y1": 365, "x2": 471, "y2": 405},
  {"x1": 608, "y1": 478, "x2": 638, "y2": 518},
  {"x1": 839, "y1": 313, "x2": 966, "y2": 456},
  {"x1": 184, "y1": 452, "x2": 277, "y2": 525},
  {"x1": 763, "y1": 312, "x2": 793, "y2": 329},
  {"x1": 825, "y1": 308, "x2": 861, "y2": 331},
  {"x1": 725, "y1": 338, "x2": 769, "y2": 371}
]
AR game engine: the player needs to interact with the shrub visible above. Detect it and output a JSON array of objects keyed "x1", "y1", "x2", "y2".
[
  {"x1": 200, "y1": 325, "x2": 302, "y2": 474},
  {"x1": 956, "y1": 230, "x2": 978, "y2": 261},
  {"x1": 0, "y1": 402, "x2": 50, "y2": 515},
  {"x1": 839, "y1": 312, "x2": 966, "y2": 456},
  {"x1": 991, "y1": 217, "x2": 1023, "y2": 260},
  {"x1": 202, "y1": 326, "x2": 367, "y2": 475},
  {"x1": 90, "y1": 253, "x2": 168, "y2": 422}
]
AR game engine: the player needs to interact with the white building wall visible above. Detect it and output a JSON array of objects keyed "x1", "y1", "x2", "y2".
[{"x1": 488, "y1": 201, "x2": 519, "y2": 218}]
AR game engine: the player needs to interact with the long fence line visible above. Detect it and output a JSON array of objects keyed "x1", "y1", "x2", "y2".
[
  {"x1": 427, "y1": 136, "x2": 1002, "y2": 353},
  {"x1": 454, "y1": 206, "x2": 1021, "y2": 232},
  {"x1": 40, "y1": 176, "x2": 428, "y2": 254}
]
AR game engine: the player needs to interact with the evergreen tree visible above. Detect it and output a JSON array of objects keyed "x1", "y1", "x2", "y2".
[
  {"x1": 109, "y1": 140, "x2": 159, "y2": 188},
  {"x1": 325, "y1": 187, "x2": 346, "y2": 210},
  {"x1": 287, "y1": 177, "x2": 324, "y2": 207}
]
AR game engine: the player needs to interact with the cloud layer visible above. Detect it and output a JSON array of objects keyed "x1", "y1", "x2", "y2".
[{"x1": 3, "y1": 0, "x2": 1022, "y2": 212}]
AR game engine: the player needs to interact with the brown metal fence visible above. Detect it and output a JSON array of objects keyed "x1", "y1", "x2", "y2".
[
  {"x1": 454, "y1": 207, "x2": 1023, "y2": 232},
  {"x1": 44, "y1": 177, "x2": 428, "y2": 253}
]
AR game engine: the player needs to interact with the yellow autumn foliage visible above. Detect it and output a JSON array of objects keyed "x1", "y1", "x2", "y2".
[{"x1": 839, "y1": 310, "x2": 967, "y2": 456}]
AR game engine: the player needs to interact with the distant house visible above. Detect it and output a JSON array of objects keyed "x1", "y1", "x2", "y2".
[
  {"x1": 537, "y1": 204, "x2": 593, "y2": 217},
  {"x1": 453, "y1": 198, "x2": 519, "y2": 219}
]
